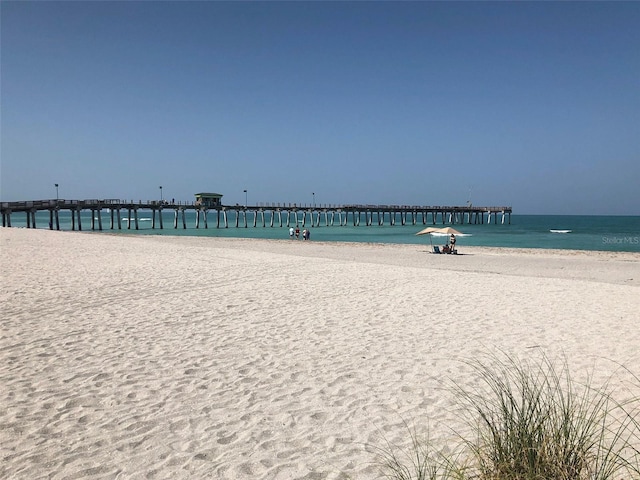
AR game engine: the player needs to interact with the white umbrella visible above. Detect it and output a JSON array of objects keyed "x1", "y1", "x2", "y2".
[
  {"x1": 415, "y1": 226, "x2": 443, "y2": 236},
  {"x1": 416, "y1": 226, "x2": 464, "y2": 251},
  {"x1": 415, "y1": 226, "x2": 442, "y2": 249},
  {"x1": 433, "y1": 227, "x2": 463, "y2": 236}
]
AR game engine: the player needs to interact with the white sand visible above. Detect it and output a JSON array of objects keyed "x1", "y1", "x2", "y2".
[{"x1": 1, "y1": 228, "x2": 639, "y2": 479}]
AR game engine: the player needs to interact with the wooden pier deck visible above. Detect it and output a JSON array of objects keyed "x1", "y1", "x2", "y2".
[{"x1": 1, "y1": 199, "x2": 512, "y2": 231}]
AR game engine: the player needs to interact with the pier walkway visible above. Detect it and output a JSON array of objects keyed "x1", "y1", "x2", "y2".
[{"x1": 1, "y1": 199, "x2": 512, "y2": 231}]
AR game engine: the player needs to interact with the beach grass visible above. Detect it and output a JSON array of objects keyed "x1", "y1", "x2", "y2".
[
  {"x1": 375, "y1": 353, "x2": 640, "y2": 480},
  {"x1": 371, "y1": 422, "x2": 466, "y2": 480}
]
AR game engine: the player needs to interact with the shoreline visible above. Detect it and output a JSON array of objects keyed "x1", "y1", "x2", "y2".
[
  {"x1": 13, "y1": 226, "x2": 640, "y2": 257},
  {"x1": 2, "y1": 228, "x2": 639, "y2": 479},
  {"x1": 3, "y1": 215, "x2": 640, "y2": 254},
  {"x1": 104, "y1": 229, "x2": 640, "y2": 254}
]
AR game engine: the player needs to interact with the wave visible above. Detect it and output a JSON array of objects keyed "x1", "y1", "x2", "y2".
[{"x1": 550, "y1": 229, "x2": 572, "y2": 234}]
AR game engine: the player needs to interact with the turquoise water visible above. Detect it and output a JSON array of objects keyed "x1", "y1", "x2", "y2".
[{"x1": 6, "y1": 211, "x2": 640, "y2": 252}]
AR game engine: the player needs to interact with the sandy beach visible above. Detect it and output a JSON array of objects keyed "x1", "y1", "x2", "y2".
[{"x1": 1, "y1": 228, "x2": 639, "y2": 479}]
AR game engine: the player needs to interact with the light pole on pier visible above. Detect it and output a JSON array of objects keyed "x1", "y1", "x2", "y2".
[
  {"x1": 159, "y1": 186, "x2": 163, "y2": 202},
  {"x1": 243, "y1": 189, "x2": 247, "y2": 208},
  {"x1": 55, "y1": 184, "x2": 59, "y2": 202},
  {"x1": 312, "y1": 192, "x2": 315, "y2": 209}
]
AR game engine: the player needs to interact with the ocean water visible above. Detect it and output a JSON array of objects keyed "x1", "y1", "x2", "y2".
[{"x1": 5, "y1": 211, "x2": 640, "y2": 252}]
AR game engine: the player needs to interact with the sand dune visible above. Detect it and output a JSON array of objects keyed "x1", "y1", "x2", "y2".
[{"x1": 1, "y1": 228, "x2": 639, "y2": 479}]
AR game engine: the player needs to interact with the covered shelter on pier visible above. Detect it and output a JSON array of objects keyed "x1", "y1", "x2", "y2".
[{"x1": 194, "y1": 192, "x2": 223, "y2": 207}]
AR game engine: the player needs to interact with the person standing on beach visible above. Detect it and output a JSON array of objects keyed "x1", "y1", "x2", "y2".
[
  {"x1": 289, "y1": 226, "x2": 294, "y2": 239},
  {"x1": 295, "y1": 226, "x2": 300, "y2": 239},
  {"x1": 450, "y1": 234, "x2": 456, "y2": 251},
  {"x1": 302, "y1": 229, "x2": 307, "y2": 240}
]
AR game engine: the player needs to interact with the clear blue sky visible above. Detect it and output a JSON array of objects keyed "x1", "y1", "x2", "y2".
[{"x1": 1, "y1": 1, "x2": 638, "y2": 214}]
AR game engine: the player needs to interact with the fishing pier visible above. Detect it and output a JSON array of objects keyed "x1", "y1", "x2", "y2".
[{"x1": 1, "y1": 199, "x2": 511, "y2": 231}]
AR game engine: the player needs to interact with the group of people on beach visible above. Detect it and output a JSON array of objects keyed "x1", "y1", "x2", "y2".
[{"x1": 289, "y1": 226, "x2": 311, "y2": 240}]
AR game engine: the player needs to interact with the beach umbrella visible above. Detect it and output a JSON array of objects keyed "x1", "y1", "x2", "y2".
[
  {"x1": 415, "y1": 226, "x2": 442, "y2": 248},
  {"x1": 434, "y1": 227, "x2": 463, "y2": 236},
  {"x1": 415, "y1": 226, "x2": 442, "y2": 236},
  {"x1": 438, "y1": 227, "x2": 463, "y2": 251},
  {"x1": 416, "y1": 226, "x2": 464, "y2": 249},
  {"x1": 438, "y1": 227, "x2": 463, "y2": 252}
]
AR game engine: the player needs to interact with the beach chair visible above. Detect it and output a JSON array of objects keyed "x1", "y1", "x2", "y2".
[{"x1": 433, "y1": 246, "x2": 441, "y2": 254}]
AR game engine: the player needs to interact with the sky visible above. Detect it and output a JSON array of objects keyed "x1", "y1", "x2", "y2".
[{"x1": 1, "y1": 1, "x2": 638, "y2": 215}]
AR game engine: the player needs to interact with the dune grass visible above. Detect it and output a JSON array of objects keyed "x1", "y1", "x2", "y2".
[
  {"x1": 375, "y1": 353, "x2": 640, "y2": 480},
  {"x1": 372, "y1": 423, "x2": 466, "y2": 480}
]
